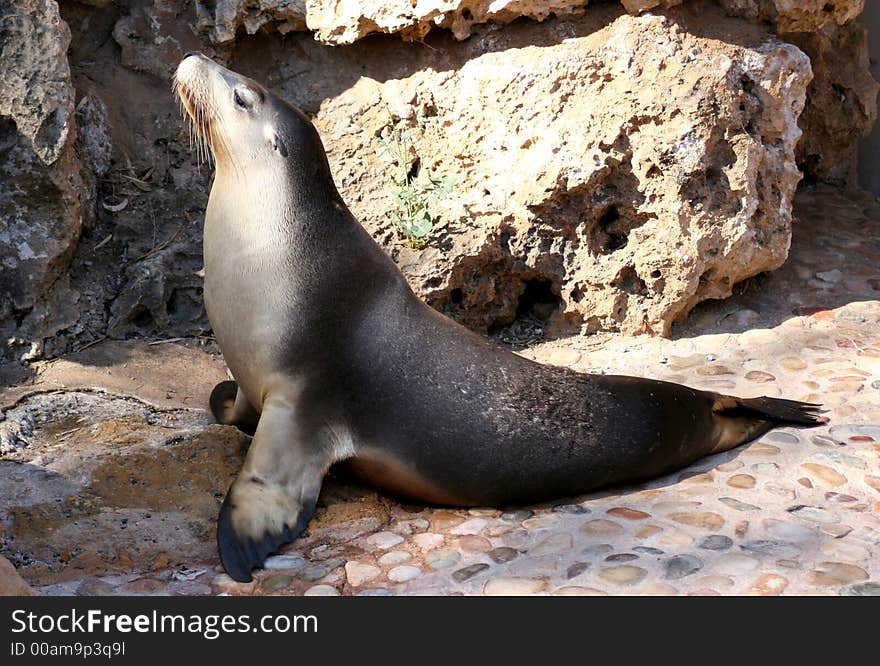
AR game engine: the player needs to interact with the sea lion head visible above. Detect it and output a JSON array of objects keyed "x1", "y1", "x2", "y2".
[{"x1": 173, "y1": 53, "x2": 329, "y2": 182}]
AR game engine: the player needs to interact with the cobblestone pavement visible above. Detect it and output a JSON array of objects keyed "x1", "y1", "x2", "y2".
[{"x1": 3, "y1": 186, "x2": 879, "y2": 596}]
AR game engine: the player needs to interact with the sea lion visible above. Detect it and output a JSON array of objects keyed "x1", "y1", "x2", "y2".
[{"x1": 174, "y1": 54, "x2": 825, "y2": 583}]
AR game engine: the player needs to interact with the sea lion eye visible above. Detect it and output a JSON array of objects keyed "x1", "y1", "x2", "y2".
[{"x1": 233, "y1": 89, "x2": 247, "y2": 108}]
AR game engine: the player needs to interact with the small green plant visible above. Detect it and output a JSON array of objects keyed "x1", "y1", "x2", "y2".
[{"x1": 376, "y1": 106, "x2": 455, "y2": 249}]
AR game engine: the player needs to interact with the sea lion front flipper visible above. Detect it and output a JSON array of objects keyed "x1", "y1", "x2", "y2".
[
  {"x1": 209, "y1": 380, "x2": 259, "y2": 435},
  {"x1": 217, "y1": 395, "x2": 331, "y2": 582}
]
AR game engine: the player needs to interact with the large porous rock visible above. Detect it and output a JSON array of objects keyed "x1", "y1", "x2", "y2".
[
  {"x1": 0, "y1": 557, "x2": 37, "y2": 596},
  {"x1": 0, "y1": 390, "x2": 245, "y2": 584},
  {"x1": 786, "y1": 22, "x2": 879, "y2": 187},
  {"x1": 0, "y1": 0, "x2": 92, "y2": 362},
  {"x1": 113, "y1": 0, "x2": 204, "y2": 80},
  {"x1": 295, "y1": 6, "x2": 810, "y2": 336},
  {"x1": 718, "y1": 0, "x2": 864, "y2": 33}
]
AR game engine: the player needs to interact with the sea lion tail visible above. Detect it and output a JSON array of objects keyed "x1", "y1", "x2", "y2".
[{"x1": 709, "y1": 395, "x2": 827, "y2": 453}]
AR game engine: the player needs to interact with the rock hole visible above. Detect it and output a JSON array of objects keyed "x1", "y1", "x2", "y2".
[
  {"x1": 650, "y1": 269, "x2": 661, "y2": 278},
  {"x1": 598, "y1": 205, "x2": 629, "y2": 253},
  {"x1": 450, "y1": 288, "x2": 464, "y2": 304},
  {"x1": 570, "y1": 287, "x2": 583, "y2": 303},
  {"x1": 612, "y1": 266, "x2": 647, "y2": 296},
  {"x1": 462, "y1": 8, "x2": 473, "y2": 20},
  {"x1": 516, "y1": 278, "x2": 562, "y2": 321},
  {"x1": 129, "y1": 306, "x2": 154, "y2": 330},
  {"x1": 823, "y1": 3, "x2": 835, "y2": 12}
]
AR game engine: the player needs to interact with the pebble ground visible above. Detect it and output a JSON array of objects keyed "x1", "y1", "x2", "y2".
[{"x1": 10, "y1": 186, "x2": 880, "y2": 596}]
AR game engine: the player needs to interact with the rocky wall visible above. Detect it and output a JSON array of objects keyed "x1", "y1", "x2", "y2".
[{"x1": 0, "y1": 0, "x2": 876, "y2": 362}]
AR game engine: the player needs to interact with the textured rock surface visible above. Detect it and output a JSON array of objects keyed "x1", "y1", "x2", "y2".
[
  {"x1": 719, "y1": 0, "x2": 864, "y2": 33},
  {"x1": 787, "y1": 22, "x2": 879, "y2": 187},
  {"x1": 303, "y1": 7, "x2": 811, "y2": 335},
  {"x1": 0, "y1": 0, "x2": 91, "y2": 362},
  {"x1": 205, "y1": 1, "x2": 865, "y2": 45},
  {"x1": 2, "y1": 0, "x2": 873, "y2": 360},
  {"x1": 0, "y1": 556, "x2": 37, "y2": 596},
  {"x1": 4, "y1": 188, "x2": 880, "y2": 596}
]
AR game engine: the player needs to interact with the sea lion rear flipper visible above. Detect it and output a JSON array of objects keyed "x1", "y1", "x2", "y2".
[
  {"x1": 217, "y1": 395, "x2": 332, "y2": 582},
  {"x1": 210, "y1": 380, "x2": 259, "y2": 436},
  {"x1": 709, "y1": 395, "x2": 827, "y2": 454}
]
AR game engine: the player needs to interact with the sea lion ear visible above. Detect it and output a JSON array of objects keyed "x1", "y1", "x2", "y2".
[
  {"x1": 263, "y1": 124, "x2": 288, "y2": 158},
  {"x1": 273, "y1": 133, "x2": 288, "y2": 158}
]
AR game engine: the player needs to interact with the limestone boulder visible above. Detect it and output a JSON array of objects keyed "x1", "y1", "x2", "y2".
[
  {"x1": 0, "y1": 557, "x2": 37, "y2": 596},
  {"x1": 0, "y1": 0, "x2": 91, "y2": 362},
  {"x1": 718, "y1": 0, "x2": 864, "y2": 33},
  {"x1": 786, "y1": 22, "x2": 880, "y2": 186},
  {"x1": 0, "y1": 390, "x2": 246, "y2": 584},
  {"x1": 299, "y1": 7, "x2": 811, "y2": 335}
]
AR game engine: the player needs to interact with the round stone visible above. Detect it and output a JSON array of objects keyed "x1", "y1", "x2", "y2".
[
  {"x1": 787, "y1": 505, "x2": 840, "y2": 524},
  {"x1": 697, "y1": 365, "x2": 733, "y2": 376},
  {"x1": 763, "y1": 519, "x2": 817, "y2": 543},
  {"x1": 801, "y1": 461, "x2": 848, "y2": 487},
  {"x1": 766, "y1": 431, "x2": 799, "y2": 444},
  {"x1": 566, "y1": 562, "x2": 590, "y2": 579},
  {"x1": 262, "y1": 574, "x2": 293, "y2": 593},
  {"x1": 605, "y1": 553, "x2": 638, "y2": 562},
  {"x1": 378, "y1": 551, "x2": 412, "y2": 566},
  {"x1": 488, "y1": 547, "x2": 518, "y2": 564},
  {"x1": 669, "y1": 511, "x2": 725, "y2": 530},
  {"x1": 718, "y1": 497, "x2": 760, "y2": 512},
  {"x1": 741, "y1": 540, "x2": 802, "y2": 558},
  {"x1": 663, "y1": 555, "x2": 703, "y2": 580},
  {"x1": 751, "y1": 463, "x2": 780, "y2": 475},
  {"x1": 553, "y1": 586, "x2": 607, "y2": 596},
  {"x1": 807, "y1": 562, "x2": 869, "y2": 586},
  {"x1": 779, "y1": 357, "x2": 807, "y2": 371},
  {"x1": 820, "y1": 540, "x2": 871, "y2": 562},
  {"x1": 522, "y1": 514, "x2": 560, "y2": 529},
  {"x1": 425, "y1": 548, "x2": 461, "y2": 570},
  {"x1": 841, "y1": 582, "x2": 880, "y2": 596},
  {"x1": 745, "y1": 370, "x2": 775, "y2": 383},
  {"x1": 483, "y1": 577, "x2": 547, "y2": 596},
  {"x1": 598, "y1": 565, "x2": 647, "y2": 586},
  {"x1": 76, "y1": 580, "x2": 115, "y2": 596},
  {"x1": 606, "y1": 507, "x2": 650, "y2": 520},
  {"x1": 821, "y1": 524, "x2": 853, "y2": 539},
  {"x1": 530, "y1": 533, "x2": 573, "y2": 556},
  {"x1": 633, "y1": 546, "x2": 665, "y2": 556},
  {"x1": 456, "y1": 535, "x2": 492, "y2": 552},
  {"x1": 387, "y1": 566, "x2": 422, "y2": 583},
  {"x1": 345, "y1": 562, "x2": 381, "y2": 587},
  {"x1": 450, "y1": 518, "x2": 488, "y2": 535},
  {"x1": 264, "y1": 555, "x2": 307, "y2": 571},
  {"x1": 657, "y1": 531, "x2": 695, "y2": 548},
  {"x1": 413, "y1": 533, "x2": 445, "y2": 551},
  {"x1": 635, "y1": 525, "x2": 664, "y2": 539},
  {"x1": 304, "y1": 584, "x2": 340, "y2": 596},
  {"x1": 357, "y1": 588, "x2": 394, "y2": 596},
  {"x1": 716, "y1": 460, "x2": 744, "y2": 472},
  {"x1": 366, "y1": 532, "x2": 405, "y2": 550},
  {"x1": 726, "y1": 474, "x2": 756, "y2": 489},
  {"x1": 120, "y1": 578, "x2": 167, "y2": 594},
  {"x1": 501, "y1": 509, "x2": 534, "y2": 522},
  {"x1": 748, "y1": 574, "x2": 789, "y2": 596},
  {"x1": 742, "y1": 442, "x2": 781, "y2": 456},
  {"x1": 451, "y1": 563, "x2": 489, "y2": 583},
  {"x1": 554, "y1": 503, "x2": 590, "y2": 514},
  {"x1": 581, "y1": 519, "x2": 624, "y2": 536},
  {"x1": 430, "y1": 511, "x2": 464, "y2": 531},
  {"x1": 713, "y1": 554, "x2": 760, "y2": 575},
  {"x1": 696, "y1": 575, "x2": 734, "y2": 589},
  {"x1": 764, "y1": 482, "x2": 796, "y2": 499}
]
